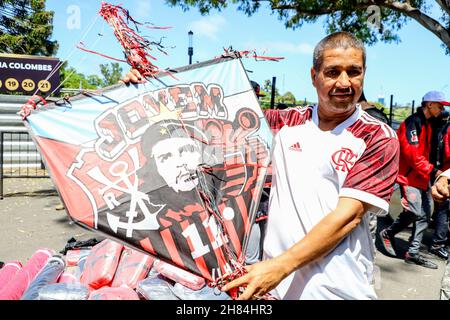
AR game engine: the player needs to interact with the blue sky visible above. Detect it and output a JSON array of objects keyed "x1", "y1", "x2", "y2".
[{"x1": 46, "y1": 0, "x2": 449, "y2": 105}]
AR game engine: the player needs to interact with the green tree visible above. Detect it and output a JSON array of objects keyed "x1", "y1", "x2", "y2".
[
  {"x1": 259, "y1": 78, "x2": 281, "y2": 109},
  {"x1": 60, "y1": 64, "x2": 99, "y2": 91},
  {"x1": 281, "y1": 91, "x2": 296, "y2": 104},
  {"x1": 87, "y1": 75, "x2": 103, "y2": 88},
  {"x1": 0, "y1": 0, "x2": 58, "y2": 56},
  {"x1": 166, "y1": 0, "x2": 450, "y2": 54},
  {"x1": 100, "y1": 62, "x2": 123, "y2": 86}
]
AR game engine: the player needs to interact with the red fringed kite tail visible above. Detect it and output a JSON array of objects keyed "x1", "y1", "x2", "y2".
[{"x1": 99, "y1": 2, "x2": 173, "y2": 79}]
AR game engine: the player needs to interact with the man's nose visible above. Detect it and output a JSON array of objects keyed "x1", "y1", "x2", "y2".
[{"x1": 336, "y1": 71, "x2": 351, "y2": 87}]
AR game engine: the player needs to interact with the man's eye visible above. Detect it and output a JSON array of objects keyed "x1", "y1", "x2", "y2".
[
  {"x1": 326, "y1": 70, "x2": 339, "y2": 77},
  {"x1": 347, "y1": 70, "x2": 361, "y2": 77}
]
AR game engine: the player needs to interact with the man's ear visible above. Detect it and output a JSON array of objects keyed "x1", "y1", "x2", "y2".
[{"x1": 310, "y1": 67, "x2": 317, "y2": 88}]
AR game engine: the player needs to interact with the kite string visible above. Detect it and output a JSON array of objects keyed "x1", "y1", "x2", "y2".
[
  {"x1": 19, "y1": 17, "x2": 106, "y2": 120},
  {"x1": 221, "y1": 46, "x2": 285, "y2": 62},
  {"x1": 29, "y1": 14, "x2": 101, "y2": 99}
]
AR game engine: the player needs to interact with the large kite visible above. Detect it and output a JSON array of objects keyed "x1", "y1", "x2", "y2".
[{"x1": 21, "y1": 3, "x2": 273, "y2": 297}]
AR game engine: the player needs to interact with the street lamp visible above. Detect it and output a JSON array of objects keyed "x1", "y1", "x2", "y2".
[{"x1": 188, "y1": 30, "x2": 193, "y2": 65}]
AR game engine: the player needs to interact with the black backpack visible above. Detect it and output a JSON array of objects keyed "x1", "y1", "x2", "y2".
[{"x1": 364, "y1": 106, "x2": 389, "y2": 125}]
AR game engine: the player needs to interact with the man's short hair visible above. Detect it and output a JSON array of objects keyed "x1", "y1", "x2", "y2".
[{"x1": 313, "y1": 31, "x2": 366, "y2": 71}]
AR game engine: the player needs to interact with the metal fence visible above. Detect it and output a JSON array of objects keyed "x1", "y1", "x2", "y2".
[{"x1": 0, "y1": 131, "x2": 48, "y2": 199}]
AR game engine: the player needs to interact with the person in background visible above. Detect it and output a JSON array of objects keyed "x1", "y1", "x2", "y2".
[
  {"x1": 358, "y1": 91, "x2": 390, "y2": 124},
  {"x1": 380, "y1": 91, "x2": 449, "y2": 269},
  {"x1": 428, "y1": 102, "x2": 450, "y2": 259},
  {"x1": 276, "y1": 103, "x2": 289, "y2": 110}
]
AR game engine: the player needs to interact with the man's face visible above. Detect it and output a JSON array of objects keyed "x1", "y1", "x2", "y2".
[
  {"x1": 428, "y1": 102, "x2": 444, "y2": 118},
  {"x1": 152, "y1": 137, "x2": 202, "y2": 192},
  {"x1": 311, "y1": 47, "x2": 365, "y2": 115}
]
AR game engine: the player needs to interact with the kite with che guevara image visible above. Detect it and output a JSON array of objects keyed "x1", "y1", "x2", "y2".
[{"x1": 20, "y1": 3, "x2": 273, "y2": 298}]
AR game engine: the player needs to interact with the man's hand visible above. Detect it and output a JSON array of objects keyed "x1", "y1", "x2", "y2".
[
  {"x1": 432, "y1": 176, "x2": 450, "y2": 202},
  {"x1": 119, "y1": 68, "x2": 146, "y2": 84},
  {"x1": 221, "y1": 255, "x2": 293, "y2": 300}
]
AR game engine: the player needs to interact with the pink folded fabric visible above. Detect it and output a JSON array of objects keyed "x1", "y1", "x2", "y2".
[
  {"x1": 0, "y1": 248, "x2": 54, "y2": 300},
  {"x1": 154, "y1": 260, "x2": 205, "y2": 290},
  {"x1": 0, "y1": 261, "x2": 22, "y2": 288}
]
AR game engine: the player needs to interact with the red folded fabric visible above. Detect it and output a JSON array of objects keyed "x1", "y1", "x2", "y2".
[
  {"x1": 111, "y1": 248, "x2": 154, "y2": 289},
  {"x1": 80, "y1": 240, "x2": 123, "y2": 290}
]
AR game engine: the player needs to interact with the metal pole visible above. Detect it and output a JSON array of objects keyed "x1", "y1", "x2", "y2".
[
  {"x1": 0, "y1": 132, "x2": 3, "y2": 200},
  {"x1": 188, "y1": 30, "x2": 193, "y2": 65},
  {"x1": 412, "y1": 100, "x2": 415, "y2": 114},
  {"x1": 389, "y1": 94, "x2": 394, "y2": 126},
  {"x1": 270, "y1": 77, "x2": 276, "y2": 109}
]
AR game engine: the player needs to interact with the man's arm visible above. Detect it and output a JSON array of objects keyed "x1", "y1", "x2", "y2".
[
  {"x1": 221, "y1": 197, "x2": 369, "y2": 300},
  {"x1": 119, "y1": 69, "x2": 146, "y2": 84},
  {"x1": 431, "y1": 169, "x2": 450, "y2": 201}
]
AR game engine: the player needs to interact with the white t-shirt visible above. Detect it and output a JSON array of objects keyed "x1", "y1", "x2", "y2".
[{"x1": 264, "y1": 105, "x2": 399, "y2": 300}]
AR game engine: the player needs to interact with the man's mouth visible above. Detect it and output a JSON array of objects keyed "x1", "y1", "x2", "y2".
[{"x1": 330, "y1": 88, "x2": 354, "y2": 98}]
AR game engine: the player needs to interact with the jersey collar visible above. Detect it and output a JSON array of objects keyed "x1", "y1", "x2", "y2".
[{"x1": 312, "y1": 104, "x2": 362, "y2": 133}]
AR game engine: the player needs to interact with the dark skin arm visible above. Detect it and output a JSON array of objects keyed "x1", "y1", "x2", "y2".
[
  {"x1": 432, "y1": 175, "x2": 450, "y2": 202},
  {"x1": 222, "y1": 197, "x2": 370, "y2": 300}
]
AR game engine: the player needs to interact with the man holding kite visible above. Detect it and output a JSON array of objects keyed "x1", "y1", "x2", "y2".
[{"x1": 126, "y1": 31, "x2": 400, "y2": 300}]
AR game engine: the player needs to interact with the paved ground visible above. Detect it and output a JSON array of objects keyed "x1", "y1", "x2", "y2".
[
  {"x1": 374, "y1": 189, "x2": 447, "y2": 300},
  {"x1": 0, "y1": 178, "x2": 447, "y2": 300},
  {"x1": 0, "y1": 178, "x2": 96, "y2": 262}
]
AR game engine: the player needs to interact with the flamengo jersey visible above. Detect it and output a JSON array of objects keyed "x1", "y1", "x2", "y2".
[{"x1": 264, "y1": 105, "x2": 399, "y2": 300}]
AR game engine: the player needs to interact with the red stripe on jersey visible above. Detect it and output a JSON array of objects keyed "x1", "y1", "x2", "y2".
[
  {"x1": 235, "y1": 195, "x2": 250, "y2": 243},
  {"x1": 160, "y1": 228, "x2": 184, "y2": 269},
  {"x1": 224, "y1": 176, "x2": 246, "y2": 189},
  {"x1": 180, "y1": 220, "x2": 211, "y2": 280},
  {"x1": 159, "y1": 217, "x2": 172, "y2": 228},
  {"x1": 219, "y1": 203, "x2": 242, "y2": 257},
  {"x1": 204, "y1": 216, "x2": 229, "y2": 276},
  {"x1": 140, "y1": 237, "x2": 157, "y2": 256},
  {"x1": 227, "y1": 167, "x2": 246, "y2": 177}
]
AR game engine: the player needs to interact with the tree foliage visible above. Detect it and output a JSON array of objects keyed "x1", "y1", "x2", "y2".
[
  {"x1": 281, "y1": 91, "x2": 296, "y2": 104},
  {"x1": 60, "y1": 63, "x2": 101, "y2": 91},
  {"x1": 59, "y1": 62, "x2": 124, "y2": 92},
  {"x1": 0, "y1": 0, "x2": 58, "y2": 56},
  {"x1": 166, "y1": 0, "x2": 450, "y2": 54},
  {"x1": 100, "y1": 62, "x2": 123, "y2": 87}
]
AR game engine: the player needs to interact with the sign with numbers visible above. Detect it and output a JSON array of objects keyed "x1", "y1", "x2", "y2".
[{"x1": 0, "y1": 54, "x2": 60, "y2": 95}]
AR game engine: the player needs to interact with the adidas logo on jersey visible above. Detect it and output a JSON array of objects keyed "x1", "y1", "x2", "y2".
[{"x1": 289, "y1": 142, "x2": 302, "y2": 151}]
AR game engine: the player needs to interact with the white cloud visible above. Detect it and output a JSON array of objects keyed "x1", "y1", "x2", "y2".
[
  {"x1": 188, "y1": 15, "x2": 226, "y2": 41},
  {"x1": 245, "y1": 41, "x2": 314, "y2": 55}
]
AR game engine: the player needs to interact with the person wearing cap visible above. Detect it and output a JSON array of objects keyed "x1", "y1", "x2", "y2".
[
  {"x1": 428, "y1": 95, "x2": 450, "y2": 259},
  {"x1": 379, "y1": 90, "x2": 449, "y2": 269},
  {"x1": 250, "y1": 80, "x2": 266, "y2": 99}
]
